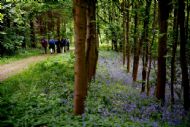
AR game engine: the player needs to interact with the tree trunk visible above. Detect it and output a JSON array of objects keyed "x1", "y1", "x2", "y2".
[
  {"x1": 126, "y1": 2, "x2": 130, "y2": 72},
  {"x1": 86, "y1": 0, "x2": 98, "y2": 82},
  {"x1": 141, "y1": 0, "x2": 152, "y2": 93},
  {"x1": 147, "y1": 0, "x2": 157, "y2": 96},
  {"x1": 57, "y1": 17, "x2": 60, "y2": 39},
  {"x1": 170, "y1": 1, "x2": 178, "y2": 104},
  {"x1": 122, "y1": 1, "x2": 127, "y2": 65},
  {"x1": 73, "y1": 0, "x2": 88, "y2": 115},
  {"x1": 57, "y1": 17, "x2": 61, "y2": 53},
  {"x1": 132, "y1": 2, "x2": 139, "y2": 81},
  {"x1": 178, "y1": 0, "x2": 190, "y2": 110},
  {"x1": 156, "y1": 0, "x2": 170, "y2": 105},
  {"x1": 186, "y1": 0, "x2": 189, "y2": 41},
  {"x1": 30, "y1": 20, "x2": 36, "y2": 48}
]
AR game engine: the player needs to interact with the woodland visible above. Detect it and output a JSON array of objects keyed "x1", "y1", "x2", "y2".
[{"x1": 0, "y1": 0, "x2": 190, "y2": 126}]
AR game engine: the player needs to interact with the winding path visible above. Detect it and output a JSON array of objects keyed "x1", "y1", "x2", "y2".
[{"x1": 0, "y1": 54, "x2": 52, "y2": 81}]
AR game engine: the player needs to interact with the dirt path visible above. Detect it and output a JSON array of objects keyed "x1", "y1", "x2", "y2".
[{"x1": 0, "y1": 54, "x2": 52, "y2": 81}]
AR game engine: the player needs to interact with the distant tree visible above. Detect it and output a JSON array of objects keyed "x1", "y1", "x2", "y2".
[
  {"x1": 122, "y1": 0, "x2": 127, "y2": 65},
  {"x1": 132, "y1": 1, "x2": 140, "y2": 81},
  {"x1": 178, "y1": 0, "x2": 190, "y2": 110},
  {"x1": 147, "y1": 0, "x2": 157, "y2": 96},
  {"x1": 170, "y1": 0, "x2": 178, "y2": 104},
  {"x1": 126, "y1": 1, "x2": 131, "y2": 73},
  {"x1": 156, "y1": 0, "x2": 171, "y2": 104},
  {"x1": 141, "y1": 0, "x2": 152, "y2": 92}
]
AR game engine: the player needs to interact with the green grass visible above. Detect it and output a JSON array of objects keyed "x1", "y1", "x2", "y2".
[
  {"x1": 0, "y1": 48, "x2": 42, "y2": 65},
  {"x1": 99, "y1": 43, "x2": 112, "y2": 51},
  {"x1": 0, "y1": 52, "x2": 75, "y2": 126}
]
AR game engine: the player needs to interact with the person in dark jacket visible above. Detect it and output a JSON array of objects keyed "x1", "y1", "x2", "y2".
[
  {"x1": 56, "y1": 39, "x2": 61, "y2": 53},
  {"x1": 41, "y1": 38, "x2": 48, "y2": 54},
  {"x1": 49, "y1": 39, "x2": 55, "y2": 54},
  {"x1": 66, "y1": 39, "x2": 70, "y2": 51},
  {"x1": 61, "y1": 38, "x2": 66, "y2": 53}
]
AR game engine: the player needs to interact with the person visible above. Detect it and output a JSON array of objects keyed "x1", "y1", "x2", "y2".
[
  {"x1": 61, "y1": 38, "x2": 66, "y2": 53},
  {"x1": 66, "y1": 39, "x2": 70, "y2": 51},
  {"x1": 49, "y1": 39, "x2": 55, "y2": 54},
  {"x1": 56, "y1": 39, "x2": 61, "y2": 53},
  {"x1": 41, "y1": 38, "x2": 48, "y2": 54}
]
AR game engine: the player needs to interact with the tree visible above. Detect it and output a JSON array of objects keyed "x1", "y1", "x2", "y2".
[
  {"x1": 147, "y1": 0, "x2": 157, "y2": 96},
  {"x1": 156, "y1": 0, "x2": 171, "y2": 104},
  {"x1": 122, "y1": 0, "x2": 127, "y2": 65},
  {"x1": 73, "y1": 0, "x2": 88, "y2": 115},
  {"x1": 170, "y1": 0, "x2": 178, "y2": 104},
  {"x1": 178, "y1": 0, "x2": 190, "y2": 110},
  {"x1": 126, "y1": 1, "x2": 131, "y2": 73},
  {"x1": 132, "y1": 1, "x2": 140, "y2": 81},
  {"x1": 141, "y1": 0, "x2": 152, "y2": 92},
  {"x1": 86, "y1": 0, "x2": 98, "y2": 82}
]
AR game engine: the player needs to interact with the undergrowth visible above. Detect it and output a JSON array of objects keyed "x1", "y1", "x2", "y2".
[{"x1": 0, "y1": 51, "x2": 189, "y2": 127}]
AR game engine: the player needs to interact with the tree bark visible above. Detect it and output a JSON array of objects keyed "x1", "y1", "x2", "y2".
[
  {"x1": 86, "y1": 0, "x2": 98, "y2": 82},
  {"x1": 141, "y1": 0, "x2": 152, "y2": 93},
  {"x1": 57, "y1": 17, "x2": 60, "y2": 40},
  {"x1": 156, "y1": 0, "x2": 170, "y2": 105},
  {"x1": 170, "y1": 1, "x2": 178, "y2": 104},
  {"x1": 178, "y1": 0, "x2": 190, "y2": 110},
  {"x1": 132, "y1": 2, "x2": 139, "y2": 81},
  {"x1": 147, "y1": 0, "x2": 157, "y2": 96},
  {"x1": 57, "y1": 17, "x2": 61, "y2": 53},
  {"x1": 73, "y1": 0, "x2": 88, "y2": 115},
  {"x1": 30, "y1": 20, "x2": 36, "y2": 48},
  {"x1": 126, "y1": 2, "x2": 130, "y2": 72},
  {"x1": 186, "y1": 0, "x2": 189, "y2": 41},
  {"x1": 122, "y1": 0, "x2": 127, "y2": 65}
]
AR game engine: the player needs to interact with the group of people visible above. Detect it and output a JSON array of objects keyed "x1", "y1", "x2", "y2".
[{"x1": 41, "y1": 38, "x2": 70, "y2": 54}]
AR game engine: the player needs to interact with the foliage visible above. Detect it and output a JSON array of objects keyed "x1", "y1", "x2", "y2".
[
  {"x1": 0, "y1": 0, "x2": 72, "y2": 55},
  {"x1": 0, "y1": 3, "x2": 3, "y2": 22}
]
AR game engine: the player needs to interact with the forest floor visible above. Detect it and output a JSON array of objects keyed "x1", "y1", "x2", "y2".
[
  {"x1": 0, "y1": 54, "x2": 53, "y2": 81},
  {"x1": 96, "y1": 51, "x2": 189, "y2": 126},
  {"x1": 0, "y1": 50, "x2": 189, "y2": 126}
]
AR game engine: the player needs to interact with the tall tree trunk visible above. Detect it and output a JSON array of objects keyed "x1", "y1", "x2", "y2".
[
  {"x1": 156, "y1": 0, "x2": 170, "y2": 105},
  {"x1": 170, "y1": 1, "x2": 178, "y2": 104},
  {"x1": 86, "y1": 0, "x2": 98, "y2": 82},
  {"x1": 73, "y1": 0, "x2": 88, "y2": 115},
  {"x1": 30, "y1": 20, "x2": 36, "y2": 48},
  {"x1": 47, "y1": 11, "x2": 54, "y2": 39},
  {"x1": 126, "y1": 2, "x2": 130, "y2": 72},
  {"x1": 56, "y1": 17, "x2": 61, "y2": 53},
  {"x1": 186, "y1": 0, "x2": 190, "y2": 68},
  {"x1": 57, "y1": 17, "x2": 60, "y2": 39},
  {"x1": 186, "y1": 0, "x2": 189, "y2": 41},
  {"x1": 132, "y1": 2, "x2": 139, "y2": 81},
  {"x1": 141, "y1": 0, "x2": 152, "y2": 92},
  {"x1": 122, "y1": 0, "x2": 127, "y2": 65},
  {"x1": 147, "y1": 0, "x2": 157, "y2": 96},
  {"x1": 178, "y1": 0, "x2": 190, "y2": 110}
]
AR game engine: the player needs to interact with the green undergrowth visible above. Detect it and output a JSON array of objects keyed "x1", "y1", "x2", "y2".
[
  {"x1": 0, "y1": 48, "x2": 41, "y2": 65},
  {"x1": 99, "y1": 43, "x2": 112, "y2": 51},
  {"x1": 0, "y1": 51, "x2": 188, "y2": 127}
]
